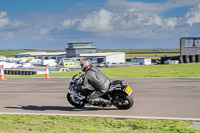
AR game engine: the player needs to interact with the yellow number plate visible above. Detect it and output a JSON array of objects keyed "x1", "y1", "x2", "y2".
[{"x1": 125, "y1": 85, "x2": 132, "y2": 95}]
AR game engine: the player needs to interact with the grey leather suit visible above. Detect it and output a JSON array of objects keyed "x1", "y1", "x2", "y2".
[{"x1": 83, "y1": 66, "x2": 110, "y2": 99}]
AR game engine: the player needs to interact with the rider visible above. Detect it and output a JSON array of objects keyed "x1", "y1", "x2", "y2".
[{"x1": 80, "y1": 59, "x2": 111, "y2": 106}]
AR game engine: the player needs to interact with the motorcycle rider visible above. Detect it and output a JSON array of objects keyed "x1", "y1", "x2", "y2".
[{"x1": 80, "y1": 59, "x2": 111, "y2": 106}]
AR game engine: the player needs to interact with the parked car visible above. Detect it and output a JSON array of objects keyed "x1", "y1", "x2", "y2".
[
  {"x1": 41, "y1": 59, "x2": 57, "y2": 66},
  {"x1": 97, "y1": 62, "x2": 105, "y2": 67},
  {"x1": 97, "y1": 62, "x2": 110, "y2": 67}
]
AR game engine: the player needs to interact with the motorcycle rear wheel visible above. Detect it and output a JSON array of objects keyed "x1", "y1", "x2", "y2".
[
  {"x1": 67, "y1": 93, "x2": 85, "y2": 108},
  {"x1": 112, "y1": 91, "x2": 134, "y2": 110}
]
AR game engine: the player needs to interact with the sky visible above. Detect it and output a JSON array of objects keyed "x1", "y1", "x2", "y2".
[{"x1": 1, "y1": 0, "x2": 200, "y2": 50}]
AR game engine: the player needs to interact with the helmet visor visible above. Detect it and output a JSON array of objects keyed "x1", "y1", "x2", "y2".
[{"x1": 80, "y1": 63, "x2": 84, "y2": 68}]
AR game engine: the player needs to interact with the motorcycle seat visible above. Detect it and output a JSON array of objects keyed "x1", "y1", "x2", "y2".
[
  {"x1": 110, "y1": 80, "x2": 124, "y2": 86},
  {"x1": 108, "y1": 80, "x2": 124, "y2": 92}
]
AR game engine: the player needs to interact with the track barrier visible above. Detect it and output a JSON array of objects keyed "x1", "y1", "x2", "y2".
[
  {"x1": 45, "y1": 65, "x2": 50, "y2": 79},
  {"x1": 0, "y1": 65, "x2": 5, "y2": 80}
]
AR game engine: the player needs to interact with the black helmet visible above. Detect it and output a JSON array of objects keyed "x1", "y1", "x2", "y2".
[{"x1": 80, "y1": 59, "x2": 91, "y2": 71}]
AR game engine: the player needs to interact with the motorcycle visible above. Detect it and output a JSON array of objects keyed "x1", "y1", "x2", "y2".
[{"x1": 67, "y1": 73, "x2": 134, "y2": 110}]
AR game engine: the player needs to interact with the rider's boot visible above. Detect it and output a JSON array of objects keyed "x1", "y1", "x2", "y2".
[{"x1": 88, "y1": 98, "x2": 111, "y2": 107}]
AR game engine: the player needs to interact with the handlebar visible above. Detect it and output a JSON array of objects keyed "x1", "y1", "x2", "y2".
[
  {"x1": 72, "y1": 74, "x2": 78, "y2": 80},
  {"x1": 72, "y1": 73, "x2": 84, "y2": 80}
]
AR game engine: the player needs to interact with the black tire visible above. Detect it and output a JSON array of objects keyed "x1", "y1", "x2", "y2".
[
  {"x1": 112, "y1": 91, "x2": 134, "y2": 110},
  {"x1": 67, "y1": 93, "x2": 85, "y2": 108}
]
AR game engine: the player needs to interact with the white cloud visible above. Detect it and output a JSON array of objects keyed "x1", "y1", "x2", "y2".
[
  {"x1": 78, "y1": 9, "x2": 114, "y2": 32},
  {"x1": 60, "y1": 7, "x2": 179, "y2": 38},
  {"x1": 145, "y1": 15, "x2": 163, "y2": 26},
  {"x1": 39, "y1": 27, "x2": 51, "y2": 34},
  {"x1": 1, "y1": 0, "x2": 200, "y2": 45},
  {"x1": 126, "y1": 8, "x2": 136, "y2": 12},
  {"x1": 106, "y1": 0, "x2": 200, "y2": 12},
  {"x1": 61, "y1": 18, "x2": 81, "y2": 28},
  {"x1": 0, "y1": 18, "x2": 9, "y2": 28},
  {"x1": 186, "y1": 4, "x2": 200, "y2": 26},
  {"x1": 15, "y1": 0, "x2": 197, "y2": 40},
  {"x1": 0, "y1": 11, "x2": 7, "y2": 17},
  {"x1": 11, "y1": 21, "x2": 22, "y2": 27},
  {"x1": 69, "y1": 0, "x2": 199, "y2": 38},
  {"x1": 0, "y1": 11, "x2": 9, "y2": 28},
  {"x1": 164, "y1": 18, "x2": 177, "y2": 28},
  {"x1": 62, "y1": 19, "x2": 71, "y2": 28}
]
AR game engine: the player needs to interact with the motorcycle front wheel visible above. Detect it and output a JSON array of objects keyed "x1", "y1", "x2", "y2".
[
  {"x1": 112, "y1": 91, "x2": 134, "y2": 110},
  {"x1": 67, "y1": 93, "x2": 85, "y2": 108}
]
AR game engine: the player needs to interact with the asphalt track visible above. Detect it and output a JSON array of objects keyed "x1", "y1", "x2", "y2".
[{"x1": 0, "y1": 77, "x2": 200, "y2": 120}]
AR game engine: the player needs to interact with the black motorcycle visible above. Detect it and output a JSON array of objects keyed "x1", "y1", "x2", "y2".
[{"x1": 67, "y1": 73, "x2": 134, "y2": 110}]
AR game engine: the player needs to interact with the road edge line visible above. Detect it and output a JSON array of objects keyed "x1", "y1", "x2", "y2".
[{"x1": 0, "y1": 112, "x2": 200, "y2": 121}]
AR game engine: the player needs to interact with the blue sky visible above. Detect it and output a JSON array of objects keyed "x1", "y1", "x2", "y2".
[{"x1": 0, "y1": 0, "x2": 200, "y2": 50}]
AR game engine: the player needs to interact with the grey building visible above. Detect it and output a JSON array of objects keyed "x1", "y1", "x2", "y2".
[
  {"x1": 180, "y1": 37, "x2": 200, "y2": 63},
  {"x1": 180, "y1": 37, "x2": 200, "y2": 56},
  {"x1": 80, "y1": 52, "x2": 125, "y2": 64},
  {"x1": 14, "y1": 52, "x2": 66, "y2": 63},
  {"x1": 66, "y1": 42, "x2": 96, "y2": 58}
]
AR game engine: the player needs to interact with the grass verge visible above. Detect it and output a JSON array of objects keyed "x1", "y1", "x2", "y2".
[
  {"x1": 126, "y1": 53, "x2": 180, "y2": 59},
  {"x1": 0, "y1": 115, "x2": 199, "y2": 133},
  {"x1": 4, "y1": 63, "x2": 200, "y2": 78},
  {"x1": 0, "y1": 49, "x2": 65, "y2": 57}
]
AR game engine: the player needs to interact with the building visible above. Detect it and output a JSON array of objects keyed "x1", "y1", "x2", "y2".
[
  {"x1": 131, "y1": 58, "x2": 151, "y2": 65},
  {"x1": 0, "y1": 56, "x2": 6, "y2": 61},
  {"x1": 80, "y1": 52, "x2": 125, "y2": 64},
  {"x1": 14, "y1": 52, "x2": 66, "y2": 63},
  {"x1": 61, "y1": 57, "x2": 85, "y2": 68},
  {"x1": 66, "y1": 42, "x2": 96, "y2": 58},
  {"x1": 180, "y1": 37, "x2": 200, "y2": 63},
  {"x1": 180, "y1": 37, "x2": 200, "y2": 56}
]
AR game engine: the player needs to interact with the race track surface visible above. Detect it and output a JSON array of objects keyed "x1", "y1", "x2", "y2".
[{"x1": 0, "y1": 77, "x2": 200, "y2": 120}]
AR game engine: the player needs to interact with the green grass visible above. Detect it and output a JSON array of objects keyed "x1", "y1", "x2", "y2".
[
  {"x1": 126, "y1": 53, "x2": 180, "y2": 59},
  {"x1": 97, "y1": 49, "x2": 180, "y2": 53},
  {"x1": 0, "y1": 48, "x2": 179, "y2": 61},
  {"x1": 4, "y1": 63, "x2": 200, "y2": 78},
  {"x1": 0, "y1": 115, "x2": 199, "y2": 133},
  {"x1": 0, "y1": 49, "x2": 65, "y2": 57},
  {"x1": 97, "y1": 49, "x2": 180, "y2": 59},
  {"x1": 0, "y1": 49, "x2": 43, "y2": 57},
  {"x1": 100, "y1": 63, "x2": 200, "y2": 77},
  {"x1": 0, "y1": 49, "x2": 179, "y2": 60}
]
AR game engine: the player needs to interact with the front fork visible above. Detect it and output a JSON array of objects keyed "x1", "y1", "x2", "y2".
[{"x1": 68, "y1": 90, "x2": 86, "y2": 103}]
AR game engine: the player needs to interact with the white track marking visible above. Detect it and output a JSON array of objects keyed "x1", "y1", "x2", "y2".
[{"x1": 0, "y1": 112, "x2": 200, "y2": 121}]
